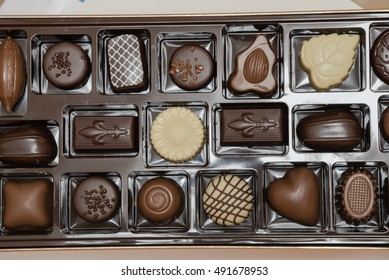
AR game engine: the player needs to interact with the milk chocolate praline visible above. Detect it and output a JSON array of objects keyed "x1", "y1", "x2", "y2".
[
  {"x1": 371, "y1": 30, "x2": 389, "y2": 85},
  {"x1": 380, "y1": 106, "x2": 389, "y2": 143},
  {"x1": 137, "y1": 177, "x2": 184, "y2": 224},
  {"x1": 335, "y1": 168, "x2": 377, "y2": 225}
]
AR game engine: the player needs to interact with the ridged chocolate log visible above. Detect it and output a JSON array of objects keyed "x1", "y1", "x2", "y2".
[
  {"x1": 0, "y1": 37, "x2": 26, "y2": 112},
  {"x1": 296, "y1": 109, "x2": 363, "y2": 151},
  {"x1": 0, "y1": 125, "x2": 57, "y2": 166}
]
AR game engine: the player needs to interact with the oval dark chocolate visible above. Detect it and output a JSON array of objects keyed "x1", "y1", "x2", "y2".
[
  {"x1": 0, "y1": 124, "x2": 57, "y2": 166},
  {"x1": 296, "y1": 109, "x2": 363, "y2": 151}
]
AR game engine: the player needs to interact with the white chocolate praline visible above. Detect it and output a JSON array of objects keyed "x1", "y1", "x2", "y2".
[
  {"x1": 202, "y1": 174, "x2": 254, "y2": 226},
  {"x1": 299, "y1": 33, "x2": 360, "y2": 91},
  {"x1": 150, "y1": 107, "x2": 205, "y2": 162}
]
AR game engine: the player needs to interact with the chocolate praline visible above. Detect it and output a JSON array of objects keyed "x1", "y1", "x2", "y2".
[
  {"x1": 43, "y1": 41, "x2": 91, "y2": 90},
  {"x1": 371, "y1": 30, "x2": 389, "y2": 85},
  {"x1": 335, "y1": 168, "x2": 377, "y2": 225},
  {"x1": 380, "y1": 106, "x2": 389, "y2": 143},
  {"x1": 73, "y1": 176, "x2": 120, "y2": 223},
  {"x1": 137, "y1": 177, "x2": 184, "y2": 224},
  {"x1": 168, "y1": 44, "x2": 215, "y2": 91}
]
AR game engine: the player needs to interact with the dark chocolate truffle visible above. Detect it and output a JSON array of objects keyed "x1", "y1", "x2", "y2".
[
  {"x1": 228, "y1": 35, "x2": 276, "y2": 97},
  {"x1": 0, "y1": 124, "x2": 57, "y2": 166},
  {"x1": 296, "y1": 109, "x2": 363, "y2": 151},
  {"x1": 335, "y1": 168, "x2": 377, "y2": 225},
  {"x1": 266, "y1": 167, "x2": 320, "y2": 226},
  {"x1": 202, "y1": 174, "x2": 254, "y2": 226},
  {"x1": 168, "y1": 44, "x2": 215, "y2": 91},
  {"x1": 137, "y1": 177, "x2": 184, "y2": 224},
  {"x1": 2, "y1": 179, "x2": 53, "y2": 232},
  {"x1": 107, "y1": 34, "x2": 148, "y2": 92},
  {"x1": 372, "y1": 30, "x2": 389, "y2": 85},
  {"x1": 220, "y1": 106, "x2": 286, "y2": 146},
  {"x1": 43, "y1": 41, "x2": 91, "y2": 90},
  {"x1": 73, "y1": 116, "x2": 137, "y2": 153},
  {"x1": 380, "y1": 106, "x2": 389, "y2": 143},
  {"x1": 73, "y1": 176, "x2": 120, "y2": 223}
]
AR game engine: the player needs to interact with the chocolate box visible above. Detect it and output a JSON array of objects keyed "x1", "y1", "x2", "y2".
[{"x1": 1, "y1": 12, "x2": 389, "y2": 249}]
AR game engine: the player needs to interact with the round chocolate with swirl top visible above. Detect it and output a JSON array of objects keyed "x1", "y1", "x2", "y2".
[
  {"x1": 335, "y1": 168, "x2": 377, "y2": 225},
  {"x1": 372, "y1": 30, "x2": 389, "y2": 84},
  {"x1": 138, "y1": 177, "x2": 184, "y2": 224},
  {"x1": 73, "y1": 176, "x2": 120, "y2": 223},
  {"x1": 43, "y1": 42, "x2": 91, "y2": 90}
]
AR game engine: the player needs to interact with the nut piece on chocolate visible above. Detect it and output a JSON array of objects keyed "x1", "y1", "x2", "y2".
[
  {"x1": 372, "y1": 30, "x2": 389, "y2": 85},
  {"x1": 107, "y1": 34, "x2": 148, "y2": 92},
  {"x1": 227, "y1": 35, "x2": 277, "y2": 97},
  {"x1": 169, "y1": 44, "x2": 215, "y2": 91}
]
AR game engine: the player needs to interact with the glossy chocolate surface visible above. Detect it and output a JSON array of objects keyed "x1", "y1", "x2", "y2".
[
  {"x1": 0, "y1": 124, "x2": 57, "y2": 166},
  {"x1": 266, "y1": 167, "x2": 320, "y2": 226},
  {"x1": 372, "y1": 30, "x2": 389, "y2": 85},
  {"x1": 380, "y1": 106, "x2": 389, "y2": 143},
  {"x1": 2, "y1": 179, "x2": 53, "y2": 232},
  {"x1": 169, "y1": 44, "x2": 215, "y2": 91},
  {"x1": 43, "y1": 42, "x2": 91, "y2": 90},
  {"x1": 220, "y1": 106, "x2": 286, "y2": 146},
  {"x1": 138, "y1": 177, "x2": 184, "y2": 224},
  {"x1": 296, "y1": 109, "x2": 363, "y2": 151},
  {"x1": 73, "y1": 116, "x2": 137, "y2": 153},
  {"x1": 73, "y1": 176, "x2": 120, "y2": 223}
]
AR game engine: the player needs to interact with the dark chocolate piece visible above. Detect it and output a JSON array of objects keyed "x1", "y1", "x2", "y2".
[
  {"x1": 107, "y1": 34, "x2": 148, "y2": 92},
  {"x1": 137, "y1": 177, "x2": 184, "y2": 224},
  {"x1": 228, "y1": 35, "x2": 276, "y2": 97},
  {"x1": 202, "y1": 174, "x2": 254, "y2": 226},
  {"x1": 220, "y1": 107, "x2": 286, "y2": 146},
  {"x1": 2, "y1": 179, "x2": 53, "y2": 232},
  {"x1": 43, "y1": 42, "x2": 91, "y2": 90},
  {"x1": 371, "y1": 30, "x2": 389, "y2": 85},
  {"x1": 0, "y1": 124, "x2": 57, "y2": 166},
  {"x1": 380, "y1": 106, "x2": 389, "y2": 143},
  {"x1": 266, "y1": 167, "x2": 320, "y2": 226},
  {"x1": 296, "y1": 109, "x2": 363, "y2": 151},
  {"x1": 335, "y1": 168, "x2": 377, "y2": 225},
  {"x1": 169, "y1": 44, "x2": 215, "y2": 91},
  {"x1": 73, "y1": 116, "x2": 137, "y2": 153},
  {"x1": 73, "y1": 176, "x2": 120, "y2": 223}
]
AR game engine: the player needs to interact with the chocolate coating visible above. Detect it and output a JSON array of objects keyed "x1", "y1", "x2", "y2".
[
  {"x1": 220, "y1": 106, "x2": 286, "y2": 146},
  {"x1": 335, "y1": 168, "x2": 377, "y2": 225},
  {"x1": 43, "y1": 42, "x2": 91, "y2": 90},
  {"x1": 371, "y1": 30, "x2": 389, "y2": 84},
  {"x1": 73, "y1": 176, "x2": 120, "y2": 223},
  {"x1": 2, "y1": 179, "x2": 53, "y2": 232},
  {"x1": 380, "y1": 106, "x2": 389, "y2": 143},
  {"x1": 138, "y1": 177, "x2": 184, "y2": 224},
  {"x1": 228, "y1": 35, "x2": 276, "y2": 97},
  {"x1": 266, "y1": 167, "x2": 320, "y2": 226},
  {"x1": 107, "y1": 34, "x2": 148, "y2": 92},
  {"x1": 296, "y1": 109, "x2": 363, "y2": 151},
  {"x1": 73, "y1": 116, "x2": 137, "y2": 153},
  {"x1": 0, "y1": 124, "x2": 57, "y2": 166},
  {"x1": 202, "y1": 174, "x2": 254, "y2": 226},
  {"x1": 169, "y1": 44, "x2": 215, "y2": 91}
]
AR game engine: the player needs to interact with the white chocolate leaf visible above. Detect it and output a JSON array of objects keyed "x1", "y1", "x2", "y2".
[{"x1": 300, "y1": 33, "x2": 360, "y2": 91}]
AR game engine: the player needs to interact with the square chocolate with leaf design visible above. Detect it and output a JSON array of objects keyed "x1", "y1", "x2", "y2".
[
  {"x1": 73, "y1": 116, "x2": 136, "y2": 153},
  {"x1": 220, "y1": 106, "x2": 287, "y2": 146}
]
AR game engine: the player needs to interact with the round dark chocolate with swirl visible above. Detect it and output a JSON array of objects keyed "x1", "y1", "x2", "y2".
[
  {"x1": 73, "y1": 176, "x2": 120, "y2": 223},
  {"x1": 372, "y1": 30, "x2": 389, "y2": 84},
  {"x1": 137, "y1": 177, "x2": 184, "y2": 224},
  {"x1": 43, "y1": 42, "x2": 91, "y2": 90}
]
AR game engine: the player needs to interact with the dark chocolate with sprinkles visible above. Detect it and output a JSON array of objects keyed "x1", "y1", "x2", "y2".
[{"x1": 73, "y1": 175, "x2": 120, "y2": 223}]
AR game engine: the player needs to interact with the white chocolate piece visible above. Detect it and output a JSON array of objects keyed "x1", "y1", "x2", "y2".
[
  {"x1": 150, "y1": 107, "x2": 205, "y2": 162},
  {"x1": 299, "y1": 33, "x2": 360, "y2": 91},
  {"x1": 203, "y1": 174, "x2": 254, "y2": 226}
]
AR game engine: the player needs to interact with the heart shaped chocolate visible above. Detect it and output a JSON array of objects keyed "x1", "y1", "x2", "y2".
[{"x1": 266, "y1": 167, "x2": 320, "y2": 226}]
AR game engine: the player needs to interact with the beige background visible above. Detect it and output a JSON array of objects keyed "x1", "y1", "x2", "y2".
[{"x1": 1, "y1": 0, "x2": 389, "y2": 259}]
